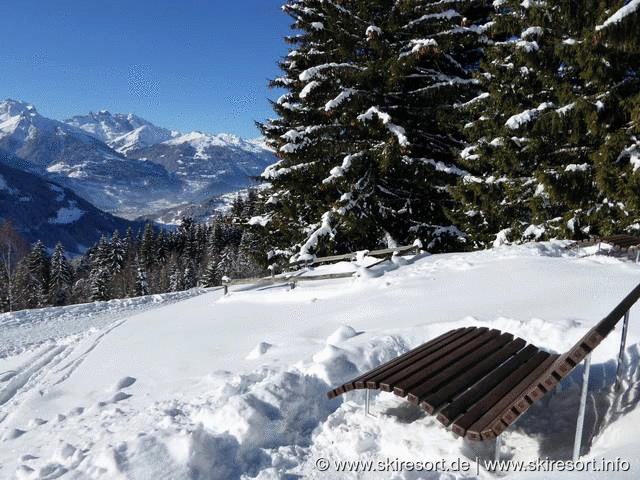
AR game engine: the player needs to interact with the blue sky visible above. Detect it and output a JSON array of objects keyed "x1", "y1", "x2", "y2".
[{"x1": 0, "y1": 0, "x2": 292, "y2": 138}]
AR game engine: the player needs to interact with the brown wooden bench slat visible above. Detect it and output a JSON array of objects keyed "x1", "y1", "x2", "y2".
[
  {"x1": 326, "y1": 328, "x2": 466, "y2": 397},
  {"x1": 352, "y1": 328, "x2": 472, "y2": 389},
  {"x1": 390, "y1": 330, "x2": 505, "y2": 397},
  {"x1": 365, "y1": 328, "x2": 484, "y2": 389},
  {"x1": 417, "y1": 337, "x2": 526, "y2": 414},
  {"x1": 371, "y1": 328, "x2": 489, "y2": 390},
  {"x1": 599, "y1": 234, "x2": 640, "y2": 249},
  {"x1": 436, "y1": 344, "x2": 540, "y2": 427},
  {"x1": 467, "y1": 354, "x2": 559, "y2": 440},
  {"x1": 405, "y1": 332, "x2": 515, "y2": 405},
  {"x1": 449, "y1": 350, "x2": 552, "y2": 438}
]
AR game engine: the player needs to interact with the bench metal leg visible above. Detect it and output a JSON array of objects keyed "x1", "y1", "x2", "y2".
[
  {"x1": 615, "y1": 310, "x2": 630, "y2": 391},
  {"x1": 495, "y1": 435, "x2": 502, "y2": 463},
  {"x1": 573, "y1": 353, "x2": 591, "y2": 462},
  {"x1": 365, "y1": 389, "x2": 374, "y2": 417}
]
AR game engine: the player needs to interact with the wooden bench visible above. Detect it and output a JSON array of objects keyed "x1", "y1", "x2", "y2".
[{"x1": 327, "y1": 282, "x2": 640, "y2": 442}]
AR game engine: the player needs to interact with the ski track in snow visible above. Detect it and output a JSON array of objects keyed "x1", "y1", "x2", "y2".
[
  {"x1": 0, "y1": 288, "x2": 210, "y2": 358},
  {"x1": 0, "y1": 287, "x2": 214, "y2": 478},
  {"x1": 2, "y1": 245, "x2": 640, "y2": 479}
]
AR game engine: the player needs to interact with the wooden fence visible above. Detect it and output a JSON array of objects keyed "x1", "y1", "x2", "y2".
[{"x1": 221, "y1": 243, "x2": 422, "y2": 294}]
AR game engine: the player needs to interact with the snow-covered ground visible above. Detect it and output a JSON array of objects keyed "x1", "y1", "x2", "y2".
[{"x1": 2, "y1": 242, "x2": 640, "y2": 479}]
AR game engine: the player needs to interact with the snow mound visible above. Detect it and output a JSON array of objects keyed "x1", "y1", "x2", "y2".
[
  {"x1": 114, "y1": 376, "x2": 137, "y2": 390},
  {"x1": 246, "y1": 342, "x2": 274, "y2": 360},
  {"x1": 326, "y1": 325, "x2": 359, "y2": 345}
]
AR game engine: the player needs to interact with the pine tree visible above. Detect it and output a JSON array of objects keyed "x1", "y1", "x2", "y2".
[
  {"x1": 201, "y1": 257, "x2": 220, "y2": 287},
  {"x1": 183, "y1": 260, "x2": 197, "y2": 289},
  {"x1": 584, "y1": 1, "x2": 640, "y2": 234},
  {"x1": 135, "y1": 261, "x2": 149, "y2": 296},
  {"x1": 0, "y1": 261, "x2": 10, "y2": 311},
  {"x1": 49, "y1": 242, "x2": 73, "y2": 306},
  {"x1": 139, "y1": 223, "x2": 156, "y2": 271},
  {"x1": 21, "y1": 240, "x2": 51, "y2": 308},
  {"x1": 259, "y1": 0, "x2": 492, "y2": 259},
  {"x1": 89, "y1": 236, "x2": 112, "y2": 301},
  {"x1": 169, "y1": 259, "x2": 183, "y2": 292}
]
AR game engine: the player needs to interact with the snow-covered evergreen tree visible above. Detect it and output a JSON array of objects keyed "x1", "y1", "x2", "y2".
[
  {"x1": 135, "y1": 262, "x2": 149, "y2": 296},
  {"x1": 49, "y1": 242, "x2": 73, "y2": 306},
  {"x1": 201, "y1": 258, "x2": 220, "y2": 287},
  {"x1": 169, "y1": 260, "x2": 183, "y2": 292},
  {"x1": 19, "y1": 240, "x2": 51, "y2": 308},
  {"x1": 89, "y1": 236, "x2": 112, "y2": 301},
  {"x1": 585, "y1": 0, "x2": 640, "y2": 234},
  {"x1": 259, "y1": 0, "x2": 492, "y2": 259},
  {"x1": 139, "y1": 223, "x2": 156, "y2": 271}
]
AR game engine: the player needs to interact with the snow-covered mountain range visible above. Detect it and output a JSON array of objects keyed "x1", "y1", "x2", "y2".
[{"x1": 0, "y1": 99, "x2": 276, "y2": 221}]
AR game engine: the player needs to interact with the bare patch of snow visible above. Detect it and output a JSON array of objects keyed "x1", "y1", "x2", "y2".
[{"x1": 48, "y1": 202, "x2": 85, "y2": 224}]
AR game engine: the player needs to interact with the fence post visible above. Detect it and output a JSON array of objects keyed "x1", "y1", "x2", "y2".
[
  {"x1": 615, "y1": 310, "x2": 630, "y2": 391},
  {"x1": 573, "y1": 353, "x2": 591, "y2": 462}
]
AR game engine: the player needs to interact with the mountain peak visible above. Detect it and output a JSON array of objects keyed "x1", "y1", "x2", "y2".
[
  {"x1": 66, "y1": 111, "x2": 173, "y2": 152},
  {"x1": 0, "y1": 99, "x2": 39, "y2": 120}
]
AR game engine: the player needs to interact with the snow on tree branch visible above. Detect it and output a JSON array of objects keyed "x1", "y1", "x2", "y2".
[
  {"x1": 596, "y1": 0, "x2": 640, "y2": 31},
  {"x1": 322, "y1": 152, "x2": 362, "y2": 184},
  {"x1": 299, "y1": 63, "x2": 361, "y2": 82},
  {"x1": 324, "y1": 89, "x2": 356, "y2": 111},
  {"x1": 294, "y1": 210, "x2": 335, "y2": 262},
  {"x1": 505, "y1": 102, "x2": 554, "y2": 129},
  {"x1": 357, "y1": 107, "x2": 409, "y2": 146}
]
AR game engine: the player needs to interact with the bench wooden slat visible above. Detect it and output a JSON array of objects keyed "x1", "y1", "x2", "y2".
[
  {"x1": 357, "y1": 328, "x2": 476, "y2": 390},
  {"x1": 326, "y1": 328, "x2": 466, "y2": 397},
  {"x1": 404, "y1": 332, "x2": 514, "y2": 405},
  {"x1": 450, "y1": 350, "x2": 551, "y2": 438},
  {"x1": 350, "y1": 328, "x2": 468, "y2": 389},
  {"x1": 370, "y1": 328, "x2": 488, "y2": 390},
  {"x1": 436, "y1": 344, "x2": 539, "y2": 427},
  {"x1": 417, "y1": 337, "x2": 526, "y2": 413},
  {"x1": 469, "y1": 354, "x2": 559, "y2": 440},
  {"x1": 389, "y1": 329, "x2": 503, "y2": 396}
]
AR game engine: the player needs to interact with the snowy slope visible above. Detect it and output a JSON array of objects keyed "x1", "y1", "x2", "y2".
[{"x1": 1, "y1": 243, "x2": 640, "y2": 479}]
